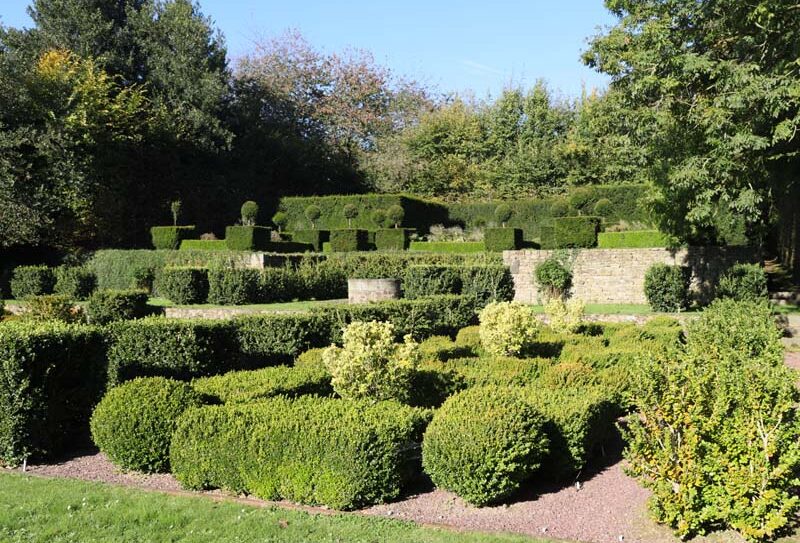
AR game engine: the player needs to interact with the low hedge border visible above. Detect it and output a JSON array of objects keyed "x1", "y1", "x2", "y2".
[
  {"x1": 191, "y1": 365, "x2": 331, "y2": 404},
  {"x1": 597, "y1": 230, "x2": 672, "y2": 248},
  {"x1": 151, "y1": 226, "x2": 196, "y2": 250}
]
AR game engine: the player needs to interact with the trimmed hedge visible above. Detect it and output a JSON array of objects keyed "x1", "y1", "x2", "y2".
[
  {"x1": 170, "y1": 397, "x2": 430, "y2": 509},
  {"x1": 408, "y1": 241, "x2": 486, "y2": 253},
  {"x1": 644, "y1": 264, "x2": 691, "y2": 312},
  {"x1": 597, "y1": 230, "x2": 672, "y2": 248},
  {"x1": 422, "y1": 386, "x2": 550, "y2": 506},
  {"x1": 484, "y1": 228, "x2": 522, "y2": 252},
  {"x1": 156, "y1": 267, "x2": 209, "y2": 305},
  {"x1": 0, "y1": 321, "x2": 107, "y2": 466},
  {"x1": 554, "y1": 216, "x2": 601, "y2": 248},
  {"x1": 233, "y1": 313, "x2": 330, "y2": 367},
  {"x1": 403, "y1": 265, "x2": 513, "y2": 305},
  {"x1": 192, "y1": 365, "x2": 331, "y2": 404},
  {"x1": 10, "y1": 266, "x2": 56, "y2": 299},
  {"x1": 403, "y1": 265, "x2": 462, "y2": 299},
  {"x1": 329, "y1": 229, "x2": 369, "y2": 252},
  {"x1": 90, "y1": 377, "x2": 201, "y2": 473},
  {"x1": 85, "y1": 289, "x2": 150, "y2": 324},
  {"x1": 290, "y1": 230, "x2": 329, "y2": 252},
  {"x1": 375, "y1": 228, "x2": 414, "y2": 251},
  {"x1": 207, "y1": 268, "x2": 260, "y2": 305},
  {"x1": 106, "y1": 318, "x2": 237, "y2": 385},
  {"x1": 54, "y1": 267, "x2": 96, "y2": 300},
  {"x1": 225, "y1": 226, "x2": 271, "y2": 251},
  {"x1": 715, "y1": 263, "x2": 768, "y2": 302},
  {"x1": 539, "y1": 225, "x2": 556, "y2": 249},
  {"x1": 179, "y1": 239, "x2": 229, "y2": 251},
  {"x1": 151, "y1": 226, "x2": 196, "y2": 250}
]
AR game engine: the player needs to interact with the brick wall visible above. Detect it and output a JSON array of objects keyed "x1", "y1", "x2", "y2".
[{"x1": 503, "y1": 247, "x2": 756, "y2": 304}]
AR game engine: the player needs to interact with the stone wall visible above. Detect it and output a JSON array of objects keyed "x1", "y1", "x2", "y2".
[
  {"x1": 503, "y1": 247, "x2": 756, "y2": 304},
  {"x1": 348, "y1": 278, "x2": 401, "y2": 304}
]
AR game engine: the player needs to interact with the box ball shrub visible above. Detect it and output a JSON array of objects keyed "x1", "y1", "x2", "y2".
[
  {"x1": 304, "y1": 204, "x2": 322, "y2": 229},
  {"x1": 225, "y1": 226, "x2": 271, "y2": 251},
  {"x1": 150, "y1": 226, "x2": 196, "y2": 250},
  {"x1": 343, "y1": 203, "x2": 359, "y2": 227},
  {"x1": 372, "y1": 209, "x2": 388, "y2": 228},
  {"x1": 422, "y1": 386, "x2": 550, "y2": 506},
  {"x1": 156, "y1": 267, "x2": 209, "y2": 305},
  {"x1": 240, "y1": 200, "x2": 259, "y2": 226},
  {"x1": 534, "y1": 255, "x2": 572, "y2": 300},
  {"x1": 553, "y1": 216, "x2": 600, "y2": 248},
  {"x1": 330, "y1": 229, "x2": 369, "y2": 252},
  {"x1": 10, "y1": 265, "x2": 56, "y2": 299},
  {"x1": 403, "y1": 265, "x2": 462, "y2": 299},
  {"x1": 91, "y1": 377, "x2": 201, "y2": 473},
  {"x1": 478, "y1": 301, "x2": 539, "y2": 357},
  {"x1": 593, "y1": 198, "x2": 613, "y2": 217},
  {"x1": 207, "y1": 268, "x2": 260, "y2": 305},
  {"x1": 54, "y1": 266, "x2": 96, "y2": 300},
  {"x1": 85, "y1": 289, "x2": 149, "y2": 325},
  {"x1": 322, "y1": 321, "x2": 420, "y2": 403},
  {"x1": 544, "y1": 298, "x2": 585, "y2": 334},
  {"x1": 484, "y1": 228, "x2": 522, "y2": 251},
  {"x1": 715, "y1": 263, "x2": 767, "y2": 302},
  {"x1": 644, "y1": 264, "x2": 690, "y2": 312},
  {"x1": 387, "y1": 204, "x2": 405, "y2": 228},
  {"x1": 271, "y1": 211, "x2": 288, "y2": 232}
]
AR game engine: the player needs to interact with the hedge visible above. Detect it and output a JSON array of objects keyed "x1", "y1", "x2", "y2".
[
  {"x1": 191, "y1": 365, "x2": 331, "y2": 404},
  {"x1": 54, "y1": 267, "x2": 96, "y2": 300},
  {"x1": 484, "y1": 228, "x2": 522, "y2": 252},
  {"x1": 715, "y1": 263, "x2": 768, "y2": 302},
  {"x1": 151, "y1": 226, "x2": 196, "y2": 250},
  {"x1": 10, "y1": 266, "x2": 56, "y2": 299},
  {"x1": 539, "y1": 225, "x2": 556, "y2": 249},
  {"x1": 225, "y1": 226, "x2": 271, "y2": 251},
  {"x1": 85, "y1": 289, "x2": 150, "y2": 324},
  {"x1": 644, "y1": 264, "x2": 691, "y2": 312},
  {"x1": 0, "y1": 321, "x2": 107, "y2": 466},
  {"x1": 207, "y1": 268, "x2": 260, "y2": 305},
  {"x1": 403, "y1": 265, "x2": 462, "y2": 299},
  {"x1": 597, "y1": 230, "x2": 672, "y2": 248},
  {"x1": 179, "y1": 239, "x2": 229, "y2": 251},
  {"x1": 233, "y1": 313, "x2": 330, "y2": 367},
  {"x1": 155, "y1": 267, "x2": 209, "y2": 305},
  {"x1": 106, "y1": 318, "x2": 238, "y2": 385},
  {"x1": 553, "y1": 216, "x2": 601, "y2": 248},
  {"x1": 329, "y1": 229, "x2": 369, "y2": 252},
  {"x1": 323, "y1": 252, "x2": 501, "y2": 280},
  {"x1": 170, "y1": 397, "x2": 430, "y2": 509},
  {"x1": 408, "y1": 241, "x2": 486, "y2": 253},
  {"x1": 403, "y1": 265, "x2": 513, "y2": 305},
  {"x1": 375, "y1": 228, "x2": 414, "y2": 251},
  {"x1": 290, "y1": 230, "x2": 329, "y2": 252}
]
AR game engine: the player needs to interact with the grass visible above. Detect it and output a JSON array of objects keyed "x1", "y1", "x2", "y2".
[
  {"x1": 529, "y1": 303, "x2": 665, "y2": 315},
  {"x1": 0, "y1": 473, "x2": 542, "y2": 543},
  {"x1": 147, "y1": 297, "x2": 345, "y2": 312}
]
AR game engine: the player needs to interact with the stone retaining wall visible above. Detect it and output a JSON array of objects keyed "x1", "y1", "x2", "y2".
[
  {"x1": 348, "y1": 278, "x2": 402, "y2": 304},
  {"x1": 503, "y1": 247, "x2": 756, "y2": 305}
]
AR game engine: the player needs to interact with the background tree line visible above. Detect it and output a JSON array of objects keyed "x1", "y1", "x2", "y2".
[{"x1": 0, "y1": 0, "x2": 797, "y2": 262}]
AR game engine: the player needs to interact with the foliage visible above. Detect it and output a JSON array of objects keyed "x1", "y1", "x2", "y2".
[
  {"x1": 179, "y1": 239, "x2": 229, "y2": 251},
  {"x1": 322, "y1": 321, "x2": 420, "y2": 402},
  {"x1": 151, "y1": 226, "x2": 197, "y2": 250},
  {"x1": 534, "y1": 254, "x2": 572, "y2": 299},
  {"x1": 623, "y1": 301, "x2": 800, "y2": 541},
  {"x1": 170, "y1": 200, "x2": 182, "y2": 226},
  {"x1": 409, "y1": 241, "x2": 486, "y2": 253},
  {"x1": 291, "y1": 230, "x2": 329, "y2": 251},
  {"x1": 459, "y1": 265, "x2": 515, "y2": 305},
  {"x1": 597, "y1": 230, "x2": 672, "y2": 248},
  {"x1": 494, "y1": 204, "x2": 513, "y2": 227},
  {"x1": 329, "y1": 229, "x2": 369, "y2": 252},
  {"x1": 304, "y1": 205, "x2": 322, "y2": 229},
  {"x1": 90, "y1": 377, "x2": 200, "y2": 473},
  {"x1": 545, "y1": 298, "x2": 585, "y2": 334},
  {"x1": 593, "y1": 198, "x2": 612, "y2": 217},
  {"x1": 233, "y1": 313, "x2": 330, "y2": 367},
  {"x1": 207, "y1": 268, "x2": 260, "y2": 305},
  {"x1": 0, "y1": 321, "x2": 106, "y2": 466},
  {"x1": 422, "y1": 386, "x2": 549, "y2": 506},
  {"x1": 191, "y1": 365, "x2": 331, "y2": 404},
  {"x1": 271, "y1": 211, "x2": 288, "y2": 231},
  {"x1": 644, "y1": 264, "x2": 690, "y2": 312},
  {"x1": 403, "y1": 265, "x2": 462, "y2": 299},
  {"x1": 716, "y1": 264, "x2": 768, "y2": 302},
  {"x1": 484, "y1": 228, "x2": 522, "y2": 251},
  {"x1": 478, "y1": 301, "x2": 539, "y2": 357},
  {"x1": 224, "y1": 226, "x2": 270, "y2": 251},
  {"x1": 155, "y1": 267, "x2": 209, "y2": 305},
  {"x1": 387, "y1": 204, "x2": 405, "y2": 228},
  {"x1": 23, "y1": 294, "x2": 80, "y2": 323},
  {"x1": 342, "y1": 203, "x2": 359, "y2": 227},
  {"x1": 10, "y1": 265, "x2": 56, "y2": 299},
  {"x1": 375, "y1": 228, "x2": 413, "y2": 250},
  {"x1": 240, "y1": 201, "x2": 259, "y2": 226},
  {"x1": 84, "y1": 289, "x2": 149, "y2": 325},
  {"x1": 170, "y1": 397, "x2": 429, "y2": 510},
  {"x1": 553, "y1": 216, "x2": 600, "y2": 248},
  {"x1": 54, "y1": 266, "x2": 96, "y2": 300}
]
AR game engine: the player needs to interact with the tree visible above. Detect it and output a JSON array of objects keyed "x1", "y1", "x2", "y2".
[
  {"x1": 241, "y1": 201, "x2": 259, "y2": 226},
  {"x1": 494, "y1": 204, "x2": 512, "y2": 228},
  {"x1": 343, "y1": 203, "x2": 358, "y2": 227},
  {"x1": 271, "y1": 211, "x2": 288, "y2": 232},
  {"x1": 584, "y1": 0, "x2": 800, "y2": 244},
  {"x1": 304, "y1": 205, "x2": 321, "y2": 229},
  {"x1": 386, "y1": 205, "x2": 404, "y2": 228},
  {"x1": 170, "y1": 200, "x2": 182, "y2": 226}
]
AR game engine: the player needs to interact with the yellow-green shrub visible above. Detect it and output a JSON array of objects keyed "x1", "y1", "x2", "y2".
[
  {"x1": 544, "y1": 298, "x2": 585, "y2": 334},
  {"x1": 478, "y1": 301, "x2": 539, "y2": 357}
]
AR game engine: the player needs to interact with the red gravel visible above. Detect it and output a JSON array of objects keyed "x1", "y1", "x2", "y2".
[{"x1": 785, "y1": 351, "x2": 800, "y2": 371}]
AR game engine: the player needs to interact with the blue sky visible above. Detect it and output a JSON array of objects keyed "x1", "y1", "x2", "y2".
[{"x1": 1, "y1": 0, "x2": 616, "y2": 98}]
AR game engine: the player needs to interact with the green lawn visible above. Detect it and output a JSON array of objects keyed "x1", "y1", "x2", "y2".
[
  {"x1": 147, "y1": 298, "x2": 345, "y2": 312},
  {"x1": 0, "y1": 473, "x2": 542, "y2": 543},
  {"x1": 528, "y1": 303, "x2": 669, "y2": 315}
]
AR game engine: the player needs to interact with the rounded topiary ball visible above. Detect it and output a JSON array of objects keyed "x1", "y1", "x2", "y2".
[
  {"x1": 90, "y1": 377, "x2": 202, "y2": 473},
  {"x1": 494, "y1": 203, "x2": 513, "y2": 226},
  {"x1": 241, "y1": 200, "x2": 259, "y2": 226},
  {"x1": 422, "y1": 386, "x2": 549, "y2": 506},
  {"x1": 593, "y1": 198, "x2": 613, "y2": 217}
]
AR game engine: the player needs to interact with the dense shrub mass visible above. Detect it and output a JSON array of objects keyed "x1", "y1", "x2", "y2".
[
  {"x1": 553, "y1": 216, "x2": 601, "y2": 248},
  {"x1": 170, "y1": 397, "x2": 429, "y2": 509},
  {"x1": 534, "y1": 255, "x2": 572, "y2": 300},
  {"x1": 10, "y1": 265, "x2": 56, "y2": 299},
  {"x1": 192, "y1": 365, "x2": 331, "y2": 404},
  {"x1": 403, "y1": 264, "x2": 513, "y2": 305},
  {"x1": 422, "y1": 386, "x2": 550, "y2": 506},
  {"x1": 151, "y1": 226, "x2": 196, "y2": 250},
  {"x1": 233, "y1": 313, "x2": 329, "y2": 366},
  {"x1": 478, "y1": 301, "x2": 539, "y2": 357},
  {"x1": 179, "y1": 239, "x2": 229, "y2": 251},
  {"x1": 225, "y1": 226, "x2": 271, "y2": 251},
  {"x1": 644, "y1": 264, "x2": 691, "y2": 312},
  {"x1": 403, "y1": 265, "x2": 462, "y2": 298},
  {"x1": 624, "y1": 301, "x2": 799, "y2": 541},
  {"x1": 408, "y1": 241, "x2": 486, "y2": 253},
  {"x1": 545, "y1": 298, "x2": 585, "y2": 334},
  {"x1": 207, "y1": 269, "x2": 260, "y2": 305},
  {"x1": 715, "y1": 263, "x2": 768, "y2": 302},
  {"x1": 54, "y1": 267, "x2": 97, "y2": 300},
  {"x1": 291, "y1": 230, "x2": 329, "y2": 251},
  {"x1": 85, "y1": 289, "x2": 150, "y2": 324},
  {"x1": 156, "y1": 267, "x2": 209, "y2": 305},
  {"x1": 329, "y1": 229, "x2": 369, "y2": 252},
  {"x1": 0, "y1": 321, "x2": 106, "y2": 466},
  {"x1": 375, "y1": 228, "x2": 413, "y2": 250},
  {"x1": 484, "y1": 228, "x2": 523, "y2": 251},
  {"x1": 323, "y1": 321, "x2": 419, "y2": 402},
  {"x1": 90, "y1": 377, "x2": 201, "y2": 473},
  {"x1": 24, "y1": 294, "x2": 79, "y2": 323}
]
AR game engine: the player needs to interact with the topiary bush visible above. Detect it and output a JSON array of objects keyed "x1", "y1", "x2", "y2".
[
  {"x1": 150, "y1": 226, "x2": 196, "y2": 250},
  {"x1": 322, "y1": 321, "x2": 420, "y2": 402},
  {"x1": 85, "y1": 289, "x2": 149, "y2": 325},
  {"x1": 371, "y1": 209, "x2": 388, "y2": 228},
  {"x1": 459, "y1": 265, "x2": 514, "y2": 305},
  {"x1": 478, "y1": 301, "x2": 539, "y2": 357},
  {"x1": 304, "y1": 205, "x2": 322, "y2": 229},
  {"x1": 240, "y1": 201, "x2": 259, "y2": 226},
  {"x1": 553, "y1": 216, "x2": 600, "y2": 248},
  {"x1": 271, "y1": 211, "x2": 288, "y2": 232},
  {"x1": 54, "y1": 266, "x2": 96, "y2": 300},
  {"x1": 484, "y1": 228, "x2": 522, "y2": 251},
  {"x1": 192, "y1": 364, "x2": 331, "y2": 404},
  {"x1": 343, "y1": 203, "x2": 359, "y2": 227},
  {"x1": 534, "y1": 254, "x2": 572, "y2": 300},
  {"x1": 715, "y1": 263, "x2": 768, "y2": 302},
  {"x1": 544, "y1": 298, "x2": 585, "y2": 334},
  {"x1": 593, "y1": 198, "x2": 613, "y2": 217},
  {"x1": 422, "y1": 386, "x2": 550, "y2": 506},
  {"x1": 403, "y1": 265, "x2": 462, "y2": 299},
  {"x1": 233, "y1": 313, "x2": 330, "y2": 367},
  {"x1": 155, "y1": 267, "x2": 209, "y2": 305},
  {"x1": 10, "y1": 265, "x2": 56, "y2": 299},
  {"x1": 494, "y1": 204, "x2": 513, "y2": 227},
  {"x1": 291, "y1": 230, "x2": 329, "y2": 251},
  {"x1": 224, "y1": 225, "x2": 270, "y2": 251},
  {"x1": 329, "y1": 229, "x2": 369, "y2": 252},
  {"x1": 644, "y1": 264, "x2": 691, "y2": 312},
  {"x1": 90, "y1": 377, "x2": 201, "y2": 473},
  {"x1": 386, "y1": 204, "x2": 405, "y2": 228},
  {"x1": 375, "y1": 228, "x2": 413, "y2": 251},
  {"x1": 207, "y1": 268, "x2": 260, "y2": 305},
  {"x1": 24, "y1": 294, "x2": 80, "y2": 323}
]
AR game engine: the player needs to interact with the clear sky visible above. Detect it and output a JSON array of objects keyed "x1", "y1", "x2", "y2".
[{"x1": 1, "y1": 0, "x2": 617, "y2": 98}]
